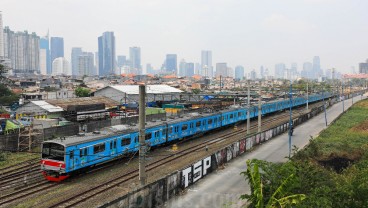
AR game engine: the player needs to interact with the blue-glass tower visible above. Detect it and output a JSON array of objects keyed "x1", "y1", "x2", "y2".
[
  {"x1": 50, "y1": 37, "x2": 64, "y2": 71},
  {"x1": 40, "y1": 36, "x2": 51, "y2": 74},
  {"x1": 98, "y1": 32, "x2": 116, "y2": 76}
]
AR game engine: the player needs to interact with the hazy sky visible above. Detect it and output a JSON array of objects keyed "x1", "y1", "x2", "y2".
[{"x1": 2, "y1": 0, "x2": 368, "y2": 74}]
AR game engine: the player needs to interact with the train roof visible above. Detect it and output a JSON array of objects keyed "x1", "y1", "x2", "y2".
[{"x1": 44, "y1": 121, "x2": 166, "y2": 147}]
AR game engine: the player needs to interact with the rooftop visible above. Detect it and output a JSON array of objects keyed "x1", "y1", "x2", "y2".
[
  {"x1": 46, "y1": 96, "x2": 119, "y2": 110},
  {"x1": 108, "y1": 85, "x2": 183, "y2": 95}
]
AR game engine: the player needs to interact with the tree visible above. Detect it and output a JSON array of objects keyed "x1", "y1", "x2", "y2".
[
  {"x1": 240, "y1": 159, "x2": 306, "y2": 208},
  {"x1": 75, "y1": 87, "x2": 91, "y2": 97},
  {"x1": 0, "y1": 60, "x2": 9, "y2": 80}
]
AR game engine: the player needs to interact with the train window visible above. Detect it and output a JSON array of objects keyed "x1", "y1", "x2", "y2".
[
  {"x1": 214, "y1": 118, "x2": 217, "y2": 123},
  {"x1": 196, "y1": 121, "x2": 201, "y2": 127},
  {"x1": 155, "y1": 131, "x2": 159, "y2": 137},
  {"x1": 182, "y1": 124, "x2": 188, "y2": 131},
  {"x1": 230, "y1": 114, "x2": 234, "y2": 119},
  {"x1": 80, "y1": 148, "x2": 87, "y2": 157},
  {"x1": 122, "y1": 138, "x2": 131, "y2": 146},
  {"x1": 176, "y1": 126, "x2": 179, "y2": 132},
  {"x1": 238, "y1": 112, "x2": 241, "y2": 117},
  {"x1": 42, "y1": 143, "x2": 64, "y2": 161},
  {"x1": 135, "y1": 136, "x2": 138, "y2": 143},
  {"x1": 163, "y1": 128, "x2": 167, "y2": 135},
  {"x1": 70, "y1": 151, "x2": 74, "y2": 159},
  {"x1": 208, "y1": 119, "x2": 213, "y2": 124},
  {"x1": 169, "y1": 127, "x2": 173, "y2": 134},
  {"x1": 145, "y1": 133, "x2": 152, "y2": 140},
  {"x1": 93, "y1": 143, "x2": 105, "y2": 154},
  {"x1": 222, "y1": 116, "x2": 225, "y2": 120}
]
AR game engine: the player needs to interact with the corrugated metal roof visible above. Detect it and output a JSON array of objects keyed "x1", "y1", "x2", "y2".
[
  {"x1": 31, "y1": 101, "x2": 64, "y2": 113},
  {"x1": 110, "y1": 85, "x2": 183, "y2": 95},
  {"x1": 46, "y1": 96, "x2": 119, "y2": 110}
]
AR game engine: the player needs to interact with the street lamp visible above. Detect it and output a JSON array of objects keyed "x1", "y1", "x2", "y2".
[{"x1": 288, "y1": 83, "x2": 292, "y2": 159}]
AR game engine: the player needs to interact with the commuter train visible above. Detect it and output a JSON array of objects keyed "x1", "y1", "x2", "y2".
[{"x1": 41, "y1": 93, "x2": 331, "y2": 181}]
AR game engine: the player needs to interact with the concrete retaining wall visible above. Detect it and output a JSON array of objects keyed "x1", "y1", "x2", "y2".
[{"x1": 100, "y1": 104, "x2": 328, "y2": 208}]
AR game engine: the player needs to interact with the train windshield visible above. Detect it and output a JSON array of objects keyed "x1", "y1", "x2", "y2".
[{"x1": 42, "y1": 143, "x2": 65, "y2": 161}]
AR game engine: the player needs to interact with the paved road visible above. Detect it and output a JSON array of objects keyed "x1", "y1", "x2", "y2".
[{"x1": 165, "y1": 95, "x2": 366, "y2": 208}]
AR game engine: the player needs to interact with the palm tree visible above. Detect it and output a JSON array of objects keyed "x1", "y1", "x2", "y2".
[{"x1": 240, "y1": 160, "x2": 306, "y2": 208}]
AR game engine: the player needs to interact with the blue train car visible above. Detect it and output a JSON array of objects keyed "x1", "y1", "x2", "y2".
[{"x1": 41, "y1": 92, "x2": 334, "y2": 181}]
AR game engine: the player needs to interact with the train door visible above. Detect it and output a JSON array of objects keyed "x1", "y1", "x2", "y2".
[
  {"x1": 110, "y1": 139, "x2": 117, "y2": 156},
  {"x1": 69, "y1": 150, "x2": 76, "y2": 170},
  {"x1": 80, "y1": 148, "x2": 88, "y2": 166}
]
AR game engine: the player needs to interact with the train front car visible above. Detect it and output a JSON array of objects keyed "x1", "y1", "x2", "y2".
[{"x1": 41, "y1": 141, "x2": 69, "y2": 182}]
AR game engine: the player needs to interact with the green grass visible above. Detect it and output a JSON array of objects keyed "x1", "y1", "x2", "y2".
[{"x1": 0, "y1": 152, "x2": 39, "y2": 169}]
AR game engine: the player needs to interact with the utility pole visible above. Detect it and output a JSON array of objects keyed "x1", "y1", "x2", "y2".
[
  {"x1": 342, "y1": 79, "x2": 345, "y2": 112},
  {"x1": 246, "y1": 79, "x2": 250, "y2": 135},
  {"x1": 322, "y1": 87, "x2": 328, "y2": 127},
  {"x1": 351, "y1": 81, "x2": 353, "y2": 105},
  {"x1": 288, "y1": 83, "x2": 292, "y2": 158},
  {"x1": 258, "y1": 81, "x2": 262, "y2": 133},
  {"x1": 306, "y1": 82, "x2": 309, "y2": 111},
  {"x1": 138, "y1": 85, "x2": 146, "y2": 186},
  {"x1": 220, "y1": 75, "x2": 222, "y2": 92}
]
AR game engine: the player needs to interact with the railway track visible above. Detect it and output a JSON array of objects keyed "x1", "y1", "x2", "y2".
[
  {"x1": 1, "y1": 102, "x2": 323, "y2": 207},
  {"x1": 48, "y1": 105, "x2": 312, "y2": 208},
  {"x1": 0, "y1": 181, "x2": 57, "y2": 207}
]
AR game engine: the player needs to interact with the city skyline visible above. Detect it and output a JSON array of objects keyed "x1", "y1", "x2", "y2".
[{"x1": 2, "y1": 0, "x2": 368, "y2": 73}]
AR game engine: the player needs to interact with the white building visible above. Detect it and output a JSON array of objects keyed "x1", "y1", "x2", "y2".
[
  {"x1": 94, "y1": 84, "x2": 183, "y2": 103},
  {"x1": 52, "y1": 57, "x2": 70, "y2": 75}
]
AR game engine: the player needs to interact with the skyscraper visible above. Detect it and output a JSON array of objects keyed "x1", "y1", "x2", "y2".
[
  {"x1": 313, "y1": 56, "x2": 320, "y2": 79},
  {"x1": 40, "y1": 33, "x2": 51, "y2": 74},
  {"x1": 185, "y1": 63, "x2": 194, "y2": 77},
  {"x1": 3, "y1": 27, "x2": 40, "y2": 73},
  {"x1": 165, "y1": 54, "x2": 177, "y2": 74},
  {"x1": 359, "y1": 59, "x2": 368, "y2": 74},
  {"x1": 216, "y1": 63, "x2": 227, "y2": 77},
  {"x1": 78, "y1": 52, "x2": 94, "y2": 76},
  {"x1": 0, "y1": 12, "x2": 4, "y2": 57},
  {"x1": 179, "y1": 59, "x2": 186, "y2": 77},
  {"x1": 98, "y1": 31, "x2": 116, "y2": 76},
  {"x1": 201, "y1": 50, "x2": 213, "y2": 77},
  {"x1": 235, "y1": 65, "x2": 245, "y2": 80},
  {"x1": 274, "y1": 63, "x2": 286, "y2": 79},
  {"x1": 50, "y1": 37, "x2": 64, "y2": 65},
  {"x1": 71, "y1": 47, "x2": 82, "y2": 76},
  {"x1": 302, "y1": 62, "x2": 313, "y2": 79},
  {"x1": 52, "y1": 57, "x2": 70, "y2": 75},
  {"x1": 129, "y1": 47, "x2": 141, "y2": 73},
  {"x1": 117, "y1": 55, "x2": 127, "y2": 67}
]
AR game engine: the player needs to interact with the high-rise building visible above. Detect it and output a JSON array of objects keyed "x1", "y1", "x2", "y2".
[
  {"x1": 52, "y1": 57, "x2": 70, "y2": 75},
  {"x1": 201, "y1": 50, "x2": 213, "y2": 77},
  {"x1": 185, "y1": 63, "x2": 194, "y2": 77},
  {"x1": 3, "y1": 27, "x2": 40, "y2": 73},
  {"x1": 40, "y1": 33, "x2": 51, "y2": 74},
  {"x1": 302, "y1": 62, "x2": 313, "y2": 79},
  {"x1": 129, "y1": 47, "x2": 141, "y2": 72},
  {"x1": 0, "y1": 12, "x2": 4, "y2": 57},
  {"x1": 274, "y1": 63, "x2": 286, "y2": 79},
  {"x1": 216, "y1": 63, "x2": 228, "y2": 77},
  {"x1": 50, "y1": 37, "x2": 64, "y2": 66},
  {"x1": 78, "y1": 52, "x2": 94, "y2": 76},
  {"x1": 95, "y1": 52, "x2": 99, "y2": 75},
  {"x1": 71, "y1": 47, "x2": 82, "y2": 76},
  {"x1": 235, "y1": 65, "x2": 245, "y2": 80},
  {"x1": 179, "y1": 59, "x2": 186, "y2": 77},
  {"x1": 165, "y1": 54, "x2": 177, "y2": 74},
  {"x1": 260, "y1": 66, "x2": 264, "y2": 79},
  {"x1": 98, "y1": 31, "x2": 116, "y2": 76},
  {"x1": 313, "y1": 56, "x2": 320, "y2": 79},
  {"x1": 250, "y1": 69, "x2": 257, "y2": 80},
  {"x1": 39, "y1": 48, "x2": 47, "y2": 75},
  {"x1": 146, "y1": 63, "x2": 154, "y2": 74},
  {"x1": 359, "y1": 59, "x2": 368, "y2": 74},
  {"x1": 117, "y1": 55, "x2": 127, "y2": 67}
]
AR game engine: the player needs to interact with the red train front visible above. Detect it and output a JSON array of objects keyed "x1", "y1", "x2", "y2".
[{"x1": 41, "y1": 142, "x2": 69, "y2": 182}]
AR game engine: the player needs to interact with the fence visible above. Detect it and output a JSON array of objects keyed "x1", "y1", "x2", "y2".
[{"x1": 100, "y1": 103, "x2": 331, "y2": 208}]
